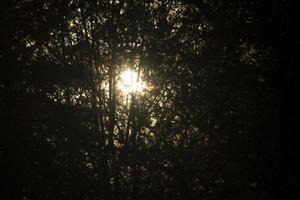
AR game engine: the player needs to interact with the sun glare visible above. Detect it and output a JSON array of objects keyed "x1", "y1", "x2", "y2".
[{"x1": 118, "y1": 69, "x2": 146, "y2": 94}]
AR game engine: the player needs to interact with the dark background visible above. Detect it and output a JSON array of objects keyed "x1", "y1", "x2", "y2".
[{"x1": 1, "y1": 0, "x2": 298, "y2": 199}]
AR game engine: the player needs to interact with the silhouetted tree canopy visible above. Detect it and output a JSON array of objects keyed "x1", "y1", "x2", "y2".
[{"x1": 0, "y1": 0, "x2": 297, "y2": 199}]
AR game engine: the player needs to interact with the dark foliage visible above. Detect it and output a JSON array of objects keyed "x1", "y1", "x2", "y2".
[{"x1": 1, "y1": 0, "x2": 298, "y2": 199}]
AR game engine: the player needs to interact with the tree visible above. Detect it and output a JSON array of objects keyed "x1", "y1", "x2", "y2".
[{"x1": 1, "y1": 0, "x2": 297, "y2": 199}]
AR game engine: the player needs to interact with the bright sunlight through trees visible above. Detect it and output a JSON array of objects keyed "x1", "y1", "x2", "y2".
[{"x1": 117, "y1": 69, "x2": 146, "y2": 94}]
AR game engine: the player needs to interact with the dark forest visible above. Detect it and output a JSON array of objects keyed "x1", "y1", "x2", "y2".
[{"x1": 0, "y1": 0, "x2": 298, "y2": 199}]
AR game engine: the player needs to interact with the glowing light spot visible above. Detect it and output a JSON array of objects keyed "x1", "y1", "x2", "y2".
[{"x1": 118, "y1": 69, "x2": 146, "y2": 94}]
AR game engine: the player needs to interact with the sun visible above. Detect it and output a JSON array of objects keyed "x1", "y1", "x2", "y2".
[{"x1": 118, "y1": 69, "x2": 146, "y2": 94}]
